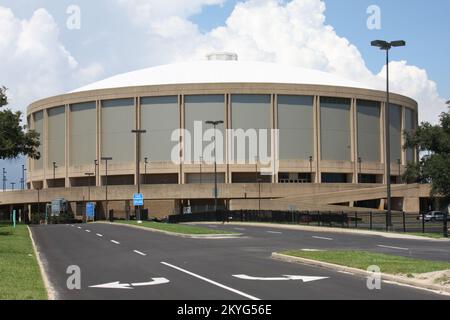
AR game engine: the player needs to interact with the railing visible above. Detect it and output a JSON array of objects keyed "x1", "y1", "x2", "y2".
[{"x1": 169, "y1": 210, "x2": 449, "y2": 236}]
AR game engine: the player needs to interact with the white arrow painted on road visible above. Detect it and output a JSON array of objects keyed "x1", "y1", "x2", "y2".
[
  {"x1": 90, "y1": 278, "x2": 170, "y2": 290},
  {"x1": 233, "y1": 275, "x2": 329, "y2": 283},
  {"x1": 131, "y1": 278, "x2": 170, "y2": 287},
  {"x1": 89, "y1": 281, "x2": 133, "y2": 290}
]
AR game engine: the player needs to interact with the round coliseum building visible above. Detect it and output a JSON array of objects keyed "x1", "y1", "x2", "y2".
[{"x1": 16, "y1": 53, "x2": 423, "y2": 219}]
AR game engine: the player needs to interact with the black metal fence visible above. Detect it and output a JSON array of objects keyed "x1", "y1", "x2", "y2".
[{"x1": 169, "y1": 210, "x2": 449, "y2": 235}]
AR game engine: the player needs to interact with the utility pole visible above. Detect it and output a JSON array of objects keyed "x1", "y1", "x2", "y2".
[{"x1": 2, "y1": 168, "x2": 7, "y2": 192}]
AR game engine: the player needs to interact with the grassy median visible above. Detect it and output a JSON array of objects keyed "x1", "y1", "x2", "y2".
[
  {"x1": 281, "y1": 250, "x2": 450, "y2": 275},
  {"x1": 0, "y1": 222, "x2": 47, "y2": 300},
  {"x1": 116, "y1": 221, "x2": 237, "y2": 235}
]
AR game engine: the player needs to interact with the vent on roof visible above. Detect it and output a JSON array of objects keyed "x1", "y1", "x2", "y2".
[{"x1": 206, "y1": 52, "x2": 238, "y2": 61}]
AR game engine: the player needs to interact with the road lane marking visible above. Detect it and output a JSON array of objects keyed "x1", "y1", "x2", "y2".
[
  {"x1": 77, "y1": 227, "x2": 82, "y2": 229},
  {"x1": 110, "y1": 240, "x2": 120, "y2": 245},
  {"x1": 90, "y1": 278, "x2": 170, "y2": 289},
  {"x1": 301, "y1": 249, "x2": 325, "y2": 252},
  {"x1": 85, "y1": 230, "x2": 91, "y2": 233},
  {"x1": 96, "y1": 234, "x2": 103, "y2": 237},
  {"x1": 233, "y1": 274, "x2": 328, "y2": 282},
  {"x1": 234, "y1": 228, "x2": 246, "y2": 231},
  {"x1": 312, "y1": 236, "x2": 333, "y2": 241},
  {"x1": 133, "y1": 250, "x2": 147, "y2": 256},
  {"x1": 338, "y1": 271, "x2": 354, "y2": 275},
  {"x1": 267, "y1": 231, "x2": 283, "y2": 234},
  {"x1": 161, "y1": 262, "x2": 260, "y2": 301},
  {"x1": 377, "y1": 245, "x2": 409, "y2": 251}
]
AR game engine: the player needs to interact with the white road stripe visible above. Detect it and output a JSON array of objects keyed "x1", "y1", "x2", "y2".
[
  {"x1": 77, "y1": 227, "x2": 82, "y2": 229},
  {"x1": 234, "y1": 228, "x2": 246, "y2": 231},
  {"x1": 377, "y1": 245, "x2": 409, "y2": 251},
  {"x1": 338, "y1": 271, "x2": 354, "y2": 275},
  {"x1": 96, "y1": 234, "x2": 103, "y2": 237},
  {"x1": 110, "y1": 240, "x2": 120, "y2": 245},
  {"x1": 161, "y1": 262, "x2": 260, "y2": 301},
  {"x1": 312, "y1": 236, "x2": 333, "y2": 241},
  {"x1": 85, "y1": 230, "x2": 91, "y2": 233},
  {"x1": 133, "y1": 250, "x2": 147, "y2": 256},
  {"x1": 267, "y1": 231, "x2": 282, "y2": 234}
]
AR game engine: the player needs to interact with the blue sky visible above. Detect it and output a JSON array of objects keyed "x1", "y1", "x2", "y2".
[{"x1": 0, "y1": 0, "x2": 449, "y2": 185}]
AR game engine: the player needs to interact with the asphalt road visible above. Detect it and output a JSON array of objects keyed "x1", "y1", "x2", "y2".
[{"x1": 30, "y1": 223, "x2": 450, "y2": 300}]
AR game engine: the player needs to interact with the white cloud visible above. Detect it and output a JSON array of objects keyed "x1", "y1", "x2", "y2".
[
  {"x1": 0, "y1": 7, "x2": 103, "y2": 113},
  {"x1": 118, "y1": 0, "x2": 445, "y2": 123}
]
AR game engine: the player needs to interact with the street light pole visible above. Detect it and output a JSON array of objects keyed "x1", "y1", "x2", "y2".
[
  {"x1": 2, "y1": 168, "x2": 7, "y2": 192},
  {"x1": 358, "y1": 157, "x2": 362, "y2": 183},
  {"x1": 144, "y1": 157, "x2": 148, "y2": 185},
  {"x1": 101, "y1": 157, "x2": 113, "y2": 221},
  {"x1": 199, "y1": 156, "x2": 203, "y2": 184},
  {"x1": 94, "y1": 160, "x2": 98, "y2": 186},
  {"x1": 52, "y1": 162, "x2": 58, "y2": 187},
  {"x1": 132, "y1": 129, "x2": 147, "y2": 222},
  {"x1": 21, "y1": 165, "x2": 27, "y2": 190},
  {"x1": 10, "y1": 182, "x2": 15, "y2": 191},
  {"x1": 397, "y1": 159, "x2": 402, "y2": 184},
  {"x1": 205, "y1": 120, "x2": 224, "y2": 212},
  {"x1": 309, "y1": 156, "x2": 313, "y2": 183},
  {"x1": 371, "y1": 39, "x2": 406, "y2": 230},
  {"x1": 258, "y1": 178, "x2": 262, "y2": 216}
]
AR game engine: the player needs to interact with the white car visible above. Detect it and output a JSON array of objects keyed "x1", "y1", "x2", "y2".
[{"x1": 418, "y1": 211, "x2": 448, "y2": 222}]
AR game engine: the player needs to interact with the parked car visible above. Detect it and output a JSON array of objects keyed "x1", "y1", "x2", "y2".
[{"x1": 417, "y1": 211, "x2": 449, "y2": 222}]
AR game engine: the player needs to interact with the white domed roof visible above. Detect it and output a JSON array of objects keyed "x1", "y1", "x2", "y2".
[{"x1": 72, "y1": 60, "x2": 375, "y2": 93}]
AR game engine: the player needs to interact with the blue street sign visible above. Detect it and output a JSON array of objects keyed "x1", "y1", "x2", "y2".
[
  {"x1": 133, "y1": 193, "x2": 144, "y2": 207},
  {"x1": 86, "y1": 202, "x2": 96, "y2": 218}
]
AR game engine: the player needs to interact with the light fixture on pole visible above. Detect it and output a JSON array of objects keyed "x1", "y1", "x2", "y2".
[
  {"x1": 101, "y1": 157, "x2": 113, "y2": 221},
  {"x1": 371, "y1": 39, "x2": 406, "y2": 230},
  {"x1": 131, "y1": 129, "x2": 147, "y2": 222},
  {"x1": 205, "y1": 120, "x2": 224, "y2": 212},
  {"x1": 358, "y1": 157, "x2": 362, "y2": 183},
  {"x1": 52, "y1": 162, "x2": 58, "y2": 187},
  {"x1": 144, "y1": 157, "x2": 149, "y2": 185}
]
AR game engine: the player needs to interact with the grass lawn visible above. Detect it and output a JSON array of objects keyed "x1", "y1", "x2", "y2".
[
  {"x1": 280, "y1": 250, "x2": 450, "y2": 275},
  {"x1": 0, "y1": 222, "x2": 47, "y2": 300},
  {"x1": 405, "y1": 232, "x2": 447, "y2": 239},
  {"x1": 116, "y1": 221, "x2": 237, "y2": 235}
]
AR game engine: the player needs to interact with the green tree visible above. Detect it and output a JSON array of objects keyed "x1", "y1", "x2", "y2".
[
  {"x1": 404, "y1": 102, "x2": 450, "y2": 202},
  {"x1": 0, "y1": 86, "x2": 40, "y2": 160}
]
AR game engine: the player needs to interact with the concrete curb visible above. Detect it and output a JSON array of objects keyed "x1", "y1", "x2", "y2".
[
  {"x1": 272, "y1": 252, "x2": 450, "y2": 296},
  {"x1": 28, "y1": 226, "x2": 56, "y2": 300},
  {"x1": 96, "y1": 222, "x2": 243, "y2": 239},
  {"x1": 192, "y1": 221, "x2": 450, "y2": 242}
]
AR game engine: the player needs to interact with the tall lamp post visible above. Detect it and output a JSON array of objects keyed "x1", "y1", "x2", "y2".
[
  {"x1": 358, "y1": 157, "x2": 363, "y2": 183},
  {"x1": 84, "y1": 173, "x2": 94, "y2": 223},
  {"x1": 199, "y1": 156, "x2": 203, "y2": 184},
  {"x1": 258, "y1": 178, "x2": 262, "y2": 216},
  {"x1": 10, "y1": 182, "x2": 15, "y2": 191},
  {"x1": 205, "y1": 120, "x2": 224, "y2": 212},
  {"x1": 21, "y1": 165, "x2": 27, "y2": 190},
  {"x1": 101, "y1": 157, "x2": 113, "y2": 221},
  {"x1": 371, "y1": 39, "x2": 406, "y2": 230},
  {"x1": 132, "y1": 129, "x2": 147, "y2": 222},
  {"x1": 94, "y1": 160, "x2": 98, "y2": 185},
  {"x1": 309, "y1": 156, "x2": 313, "y2": 183},
  {"x1": 52, "y1": 162, "x2": 58, "y2": 187},
  {"x1": 144, "y1": 157, "x2": 149, "y2": 185},
  {"x1": 2, "y1": 168, "x2": 7, "y2": 192},
  {"x1": 397, "y1": 159, "x2": 402, "y2": 184}
]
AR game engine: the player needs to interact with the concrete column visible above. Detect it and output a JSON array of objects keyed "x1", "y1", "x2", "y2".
[
  {"x1": 380, "y1": 102, "x2": 387, "y2": 184},
  {"x1": 270, "y1": 93, "x2": 276, "y2": 183},
  {"x1": 96, "y1": 100, "x2": 101, "y2": 187},
  {"x1": 273, "y1": 94, "x2": 278, "y2": 184},
  {"x1": 403, "y1": 197, "x2": 420, "y2": 213},
  {"x1": 43, "y1": 109, "x2": 49, "y2": 189},
  {"x1": 225, "y1": 93, "x2": 231, "y2": 184},
  {"x1": 179, "y1": 95, "x2": 185, "y2": 185},
  {"x1": 65, "y1": 104, "x2": 70, "y2": 187},
  {"x1": 351, "y1": 98, "x2": 358, "y2": 183},
  {"x1": 134, "y1": 97, "x2": 140, "y2": 186},
  {"x1": 314, "y1": 95, "x2": 321, "y2": 183},
  {"x1": 401, "y1": 106, "x2": 406, "y2": 167}
]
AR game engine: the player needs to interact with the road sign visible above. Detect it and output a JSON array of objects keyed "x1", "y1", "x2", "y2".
[
  {"x1": 86, "y1": 202, "x2": 96, "y2": 219},
  {"x1": 133, "y1": 193, "x2": 144, "y2": 207}
]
